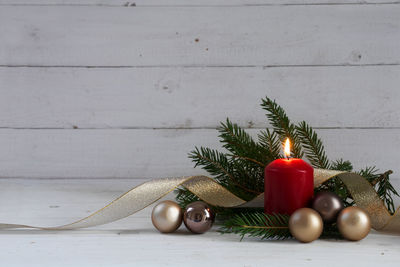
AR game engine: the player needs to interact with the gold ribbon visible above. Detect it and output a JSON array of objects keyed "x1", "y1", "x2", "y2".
[{"x1": 0, "y1": 169, "x2": 399, "y2": 233}]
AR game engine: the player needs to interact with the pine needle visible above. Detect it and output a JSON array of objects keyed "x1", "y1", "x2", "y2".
[
  {"x1": 257, "y1": 129, "x2": 282, "y2": 160},
  {"x1": 296, "y1": 121, "x2": 330, "y2": 169},
  {"x1": 219, "y1": 212, "x2": 291, "y2": 240},
  {"x1": 219, "y1": 119, "x2": 270, "y2": 165},
  {"x1": 359, "y1": 167, "x2": 399, "y2": 214},
  {"x1": 261, "y1": 97, "x2": 303, "y2": 158}
]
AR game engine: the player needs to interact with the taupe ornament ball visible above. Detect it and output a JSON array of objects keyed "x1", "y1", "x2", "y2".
[
  {"x1": 289, "y1": 208, "x2": 323, "y2": 243},
  {"x1": 311, "y1": 191, "x2": 344, "y2": 223},
  {"x1": 183, "y1": 201, "x2": 215, "y2": 234},
  {"x1": 151, "y1": 200, "x2": 183, "y2": 233},
  {"x1": 337, "y1": 206, "x2": 371, "y2": 241}
]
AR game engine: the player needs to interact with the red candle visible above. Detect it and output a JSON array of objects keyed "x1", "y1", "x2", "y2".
[{"x1": 264, "y1": 139, "x2": 314, "y2": 215}]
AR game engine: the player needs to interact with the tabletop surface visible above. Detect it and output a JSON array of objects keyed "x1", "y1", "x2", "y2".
[{"x1": 0, "y1": 178, "x2": 399, "y2": 267}]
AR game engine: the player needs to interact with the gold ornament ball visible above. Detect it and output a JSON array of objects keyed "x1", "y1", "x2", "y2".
[
  {"x1": 289, "y1": 208, "x2": 323, "y2": 243},
  {"x1": 151, "y1": 200, "x2": 183, "y2": 233},
  {"x1": 337, "y1": 206, "x2": 371, "y2": 241}
]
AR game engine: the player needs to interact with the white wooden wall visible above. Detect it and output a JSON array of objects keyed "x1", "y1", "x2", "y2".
[{"x1": 0, "y1": 1, "x2": 399, "y2": 192}]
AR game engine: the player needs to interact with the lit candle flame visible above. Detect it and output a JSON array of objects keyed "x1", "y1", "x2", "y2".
[{"x1": 284, "y1": 138, "x2": 291, "y2": 158}]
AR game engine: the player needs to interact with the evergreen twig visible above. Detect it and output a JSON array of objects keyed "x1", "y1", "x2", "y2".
[
  {"x1": 257, "y1": 129, "x2": 282, "y2": 160},
  {"x1": 219, "y1": 211, "x2": 345, "y2": 240},
  {"x1": 375, "y1": 170, "x2": 398, "y2": 214},
  {"x1": 359, "y1": 167, "x2": 399, "y2": 214},
  {"x1": 188, "y1": 147, "x2": 231, "y2": 187},
  {"x1": 219, "y1": 119, "x2": 268, "y2": 166},
  {"x1": 330, "y1": 159, "x2": 353, "y2": 172},
  {"x1": 296, "y1": 121, "x2": 330, "y2": 169},
  {"x1": 188, "y1": 147, "x2": 259, "y2": 199},
  {"x1": 219, "y1": 212, "x2": 291, "y2": 240},
  {"x1": 261, "y1": 97, "x2": 303, "y2": 158}
]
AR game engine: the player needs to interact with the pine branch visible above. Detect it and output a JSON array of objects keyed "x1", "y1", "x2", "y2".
[
  {"x1": 188, "y1": 147, "x2": 231, "y2": 186},
  {"x1": 219, "y1": 119, "x2": 270, "y2": 165},
  {"x1": 375, "y1": 171, "x2": 399, "y2": 214},
  {"x1": 358, "y1": 166, "x2": 379, "y2": 182},
  {"x1": 188, "y1": 147, "x2": 234, "y2": 194},
  {"x1": 257, "y1": 129, "x2": 282, "y2": 160},
  {"x1": 330, "y1": 159, "x2": 353, "y2": 172},
  {"x1": 188, "y1": 147, "x2": 260, "y2": 199},
  {"x1": 220, "y1": 210, "x2": 344, "y2": 240},
  {"x1": 219, "y1": 212, "x2": 291, "y2": 240},
  {"x1": 359, "y1": 167, "x2": 399, "y2": 214},
  {"x1": 261, "y1": 97, "x2": 303, "y2": 158},
  {"x1": 229, "y1": 159, "x2": 264, "y2": 195},
  {"x1": 296, "y1": 121, "x2": 330, "y2": 169}
]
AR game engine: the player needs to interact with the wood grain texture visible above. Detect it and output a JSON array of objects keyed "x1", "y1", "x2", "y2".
[
  {"x1": 1, "y1": 65, "x2": 400, "y2": 129},
  {"x1": 1, "y1": 1, "x2": 399, "y2": 193},
  {"x1": 0, "y1": 128, "x2": 399, "y2": 182},
  {"x1": 1, "y1": 5, "x2": 399, "y2": 66},
  {"x1": 0, "y1": 179, "x2": 399, "y2": 267},
  {"x1": 0, "y1": 3, "x2": 399, "y2": 264},
  {"x1": 0, "y1": 0, "x2": 399, "y2": 6}
]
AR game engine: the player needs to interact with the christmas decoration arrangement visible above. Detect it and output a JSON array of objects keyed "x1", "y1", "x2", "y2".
[{"x1": 0, "y1": 97, "x2": 399, "y2": 243}]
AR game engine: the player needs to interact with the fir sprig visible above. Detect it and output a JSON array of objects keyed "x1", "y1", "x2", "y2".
[
  {"x1": 257, "y1": 129, "x2": 282, "y2": 160},
  {"x1": 261, "y1": 97, "x2": 303, "y2": 158},
  {"x1": 220, "y1": 211, "x2": 345, "y2": 240},
  {"x1": 296, "y1": 121, "x2": 330, "y2": 169},
  {"x1": 330, "y1": 159, "x2": 353, "y2": 172},
  {"x1": 219, "y1": 212, "x2": 291, "y2": 240},
  {"x1": 188, "y1": 147, "x2": 259, "y2": 199},
  {"x1": 359, "y1": 168, "x2": 399, "y2": 214},
  {"x1": 219, "y1": 119, "x2": 268, "y2": 166},
  {"x1": 375, "y1": 170, "x2": 399, "y2": 214}
]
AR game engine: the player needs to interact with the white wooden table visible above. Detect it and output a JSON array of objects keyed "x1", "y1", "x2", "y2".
[
  {"x1": 0, "y1": 178, "x2": 399, "y2": 267},
  {"x1": 1, "y1": 1, "x2": 400, "y2": 266}
]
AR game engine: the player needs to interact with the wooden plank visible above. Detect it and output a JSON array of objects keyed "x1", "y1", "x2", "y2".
[
  {"x1": 0, "y1": 178, "x2": 152, "y2": 226},
  {"x1": 0, "y1": 221, "x2": 397, "y2": 267},
  {"x1": 0, "y1": 178, "x2": 399, "y2": 267},
  {"x1": 1, "y1": 5, "x2": 399, "y2": 66},
  {"x1": 0, "y1": 178, "x2": 398, "y2": 226},
  {"x1": 0, "y1": 0, "x2": 398, "y2": 6},
  {"x1": 0, "y1": 128, "x2": 398, "y2": 184},
  {"x1": 1, "y1": 65, "x2": 400, "y2": 129}
]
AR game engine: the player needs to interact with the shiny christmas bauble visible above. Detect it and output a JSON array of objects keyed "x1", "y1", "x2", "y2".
[
  {"x1": 337, "y1": 206, "x2": 371, "y2": 241},
  {"x1": 151, "y1": 200, "x2": 183, "y2": 233},
  {"x1": 311, "y1": 191, "x2": 344, "y2": 223},
  {"x1": 183, "y1": 201, "x2": 215, "y2": 234},
  {"x1": 289, "y1": 208, "x2": 323, "y2": 243}
]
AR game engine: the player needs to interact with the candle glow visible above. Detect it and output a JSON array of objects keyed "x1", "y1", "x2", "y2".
[{"x1": 284, "y1": 138, "x2": 291, "y2": 158}]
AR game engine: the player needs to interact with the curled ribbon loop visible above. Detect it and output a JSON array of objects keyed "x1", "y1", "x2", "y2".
[{"x1": 0, "y1": 169, "x2": 399, "y2": 233}]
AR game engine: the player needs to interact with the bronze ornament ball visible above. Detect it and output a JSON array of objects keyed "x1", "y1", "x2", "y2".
[
  {"x1": 289, "y1": 208, "x2": 323, "y2": 243},
  {"x1": 311, "y1": 191, "x2": 344, "y2": 223},
  {"x1": 183, "y1": 201, "x2": 215, "y2": 234},
  {"x1": 337, "y1": 206, "x2": 371, "y2": 241},
  {"x1": 151, "y1": 200, "x2": 183, "y2": 233}
]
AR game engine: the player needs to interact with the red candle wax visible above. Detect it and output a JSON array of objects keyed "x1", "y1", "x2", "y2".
[{"x1": 264, "y1": 158, "x2": 314, "y2": 215}]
